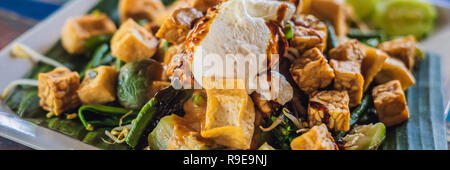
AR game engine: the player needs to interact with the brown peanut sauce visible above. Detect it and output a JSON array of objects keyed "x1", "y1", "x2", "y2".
[{"x1": 168, "y1": 90, "x2": 207, "y2": 149}]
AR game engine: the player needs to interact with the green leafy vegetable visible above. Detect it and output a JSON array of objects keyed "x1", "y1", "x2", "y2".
[
  {"x1": 85, "y1": 35, "x2": 113, "y2": 52},
  {"x1": 263, "y1": 107, "x2": 298, "y2": 150},
  {"x1": 78, "y1": 105, "x2": 136, "y2": 131},
  {"x1": 80, "y1": 43, "x2": 111, "y2": 78},
  {"x1": 283, "y1": 24, "x2": 294, "y2": 40}
]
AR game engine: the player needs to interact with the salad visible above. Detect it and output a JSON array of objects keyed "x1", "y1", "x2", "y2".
[{"x1": 1, "y1": 0, "x2": 439, "y2": 150}]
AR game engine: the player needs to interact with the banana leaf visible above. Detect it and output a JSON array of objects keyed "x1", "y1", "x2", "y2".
[{"x1": 381, "y1": 53, "x2": 448, "y2": 150}]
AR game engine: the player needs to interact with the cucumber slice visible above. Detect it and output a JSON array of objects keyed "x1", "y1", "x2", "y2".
[
  {"x1": 258, "y1": 142, "x2": 276, "y2": 150},
  {"x1": 346, "y1": 0, "x2": 379, "y2": 20},
  {"x1": 373, "y1": 0, "x2": 437, "y2": 39},
  {"x1": 148, "y1": 115, "x2": 176, "y2": 150},
  {"x1": 342, "y1": 123, "x2": 386, "y2": 150}
]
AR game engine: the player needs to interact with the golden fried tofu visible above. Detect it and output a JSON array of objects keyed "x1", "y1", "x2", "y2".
[
  {"x1": 61, "y1": 14, "x2": 116, "y2": 54},
  {"x1": 308, "y1": 90, "x2": 350, "y2": 132},
  {"x1": 330, "y1": 59, "x2": 364, "y2": 107},
  {"x1": 329, "y1": 39, "x2": 365, "y2": 62},
  {"x1": 77, "y1": 66, "x2": 118, "y2": 105},
  {"x1": 378, "y1": 36, "x2": 416, "y2": 70},
  {"x1": 111, "y1": 19, "x2": 158, "y2": 63},
  {"x1": 372, "y1": 80, "x2": 410, "y2": 127},
  {"x1": 291, "y1": 124, "x2": 338, "y2": 150},
  {"x1": 361, "y1": 45, "x2": 388, "y2": 91},
  {"x1": 201, "y1": 78, "x2": 255, "y2": 149},
  {"x1": 156, "y1": 8, "x2": 203, "y2": 44},
  {"x1": 291, "y1": 14, "x2": 327, "y2": 53},
  {"x1": 119, "y1": 0, "x2": 165, "y2": 23},
  {"x1": 304, "y1": 0, "x2": 348, "y2": 36},
  {"x1": 374, "y1": 57, "x2": 416, "y2": 91},
  {"x1": 38, "y1": 67, "x2": 81, "y2": 116},
  {"x1": 290, "y1": 48, "x2": 334, "y2": 94}
]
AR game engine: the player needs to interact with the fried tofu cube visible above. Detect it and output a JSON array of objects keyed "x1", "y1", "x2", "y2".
[
  {"x1": 77, "y1": 66, "x2": 118, "y2": 105},
  {"x1": 61, "y1": 14, "x2": 116, "y2": 54},
  {"x1": 308, "y1": 90, "x2": 350, "y2": 132},
  {"x1": 291, "y1": 14, "x2": 328, "y2": 53},
  {"x1": 291, "y1": 124, "x2": 338, "y2": 150},
  {"x1": 374, "y1": 57, "x2": 416, "y2": 91},
  {"x1": 38, "y1": 67, "x2": 81, "y2": 116},
  {"x1": 372, "y1": 80, "x2": 410, "y2": 127},
  {"x1": 378, "y1": 36, "x2": 416, "y2": 70},
  {"x1": 290, "y1": 48, "x2": 335, "y2": 94},
  {"x1": 330, "y1": 59, "x2": 364, "y2": 107},
  {"x1": 329, "y1": 39, "x2": 365, "y2": 62},
  {"x1": 305, "y1": 0, "x2": 348, "y2": 36},
  {"x1": 201, "y1": 78, "x2": 256, "y2": 149},
  {"x1": 156, "y1": 8, "x2": 203, "y2": 44},
  {"x1": 361, "y1": 45, "x2": 388, "y2": 91},
  {"x1": 119, "y1": 0, "x2": 165, "y2": 23},
  {"x1": 111, "y1": 19, "x2": 158, "y2": 63}
]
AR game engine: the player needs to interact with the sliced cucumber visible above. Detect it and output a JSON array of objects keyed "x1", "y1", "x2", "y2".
[
  {"x1": 258, "y1": 142, "x2": 276, "y2": 150},
  {"x1": 342, "y1": 122, "x2": 386, "y2": 150},
  {"x1": 148, "y1": 115, "x2": 176, "y2": 150},
  {"x1": 373, "y1": 0, "x2": 437, "y2": 39}
]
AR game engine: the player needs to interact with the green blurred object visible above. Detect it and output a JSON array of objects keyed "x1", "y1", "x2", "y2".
[
  {"x1": 346, "y1": 0, "x2": 380, "y2": 20},
  {"x1": 373, "y1": 0, "x2": 437, "y2": 40}
]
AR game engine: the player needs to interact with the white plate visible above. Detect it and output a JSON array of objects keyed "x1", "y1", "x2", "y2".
[
  {"x1": 0, "y1": 0, "x2": 449, "y2": 150},
  {"x1": 0, "y1": 0, "x2": 102, "y2": 150}
]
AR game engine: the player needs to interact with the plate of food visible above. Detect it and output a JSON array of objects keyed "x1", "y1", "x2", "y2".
[{"x1": 0, "y1": 0, "x2": 448, "y2": 150}]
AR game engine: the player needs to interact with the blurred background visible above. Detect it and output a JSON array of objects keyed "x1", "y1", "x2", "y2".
[{"x1": 0, "y1": 0, "x2": 449, "y2": 149}]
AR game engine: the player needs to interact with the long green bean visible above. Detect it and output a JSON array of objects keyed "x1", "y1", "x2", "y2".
[
  {"x1": 126, "y1": 98, "x2": 158, "y2": 148},
  {"x1": 325, "y1": 21, "x2": 339, "y2": 52},
  {"x1": 336, "y1": 94, "x2": 372, "y2": 138}
]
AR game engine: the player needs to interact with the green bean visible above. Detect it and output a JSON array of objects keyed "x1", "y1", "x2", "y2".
[
  {"x1": 325, "y1": 21, "x2": 339, "y2": 52},
  {"x1": 126, "y1": 98, "x2": 158, "y2": 148},
  {"x1": 336, "y1": 94, "x2": 372, "y2": 138}
]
